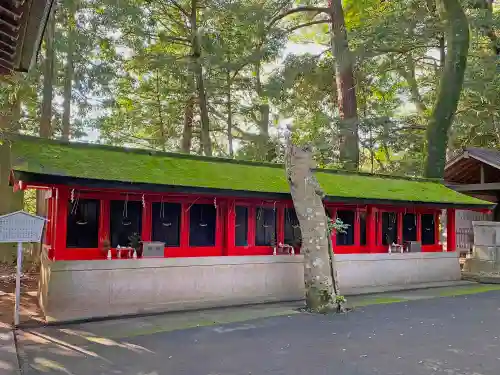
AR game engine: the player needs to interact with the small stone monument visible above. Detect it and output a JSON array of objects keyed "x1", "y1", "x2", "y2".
[{"x1": 0, "y1": 211, "x2": 46, "y2": 326}]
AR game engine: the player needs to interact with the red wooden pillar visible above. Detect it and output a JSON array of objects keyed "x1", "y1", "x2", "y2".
[
  {"x1": 276, "y1": 205, "x2": 285, "y2": 246},
  {"x1": 180, "y1": 203, "x2": 190, "y2": 250},
  {"x1": 434, "y1": 211, "x2": 440, "y2": 248},
  {"x1": 53, "y1": 187, "x2": 69, "y2": 260},
  {"x1": 45, "y1": 193, "x2": 53, "y2": 246},
  {"x1": 226, "y1": 200, "x2": 236, "y2": 255},
  {"x1": 397, "y1": 212, "x2": 403, "y2": 245},
  {"x1": 354, "y1": 209, "x2": 361, "y2": 249},
  {"x1": 446, "y1": 208, "x2": 456, "y2": 252},
  {"x1": 366, "y1": 205, "x2": 376, "y2": 252},
  {"x1": 215, "y1": 198, "x2": 225, "y2": 254},
  {"x1": 141, "y1": 198, "x2": 152, "y2": 242},
  {"x1": 99, "y1": 199, "x2": 110, "y2": 247},
  {"x1": 248, "y1": 206, "x2": 256, "y2": 248},
  {"x1": 416, "y1": 212, "x2": 422, "y2": 242}
]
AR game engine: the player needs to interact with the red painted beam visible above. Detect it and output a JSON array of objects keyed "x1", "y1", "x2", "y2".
[{"x1": 446, "y1": 208, "x2": 456, "y2": 252}]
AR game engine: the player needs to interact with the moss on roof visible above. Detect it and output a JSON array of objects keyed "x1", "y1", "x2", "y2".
[{"x1": 9, "y1": 136, "x2": 491, "y2": 207}]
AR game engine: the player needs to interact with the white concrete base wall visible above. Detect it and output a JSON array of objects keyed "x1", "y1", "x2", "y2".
[
  {"x1": 39, "y1": 254, "x2": 305, "y2": 322},
  {"x1": 336, "y1": 252, "x2": 461, "y2": 295},
  {"x1": 39, "y1": 252, "x2": 462, "y2": 322}
]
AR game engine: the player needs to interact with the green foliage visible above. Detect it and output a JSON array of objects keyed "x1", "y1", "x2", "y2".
[
  {"x1": 327, "y1": 217, "x2": 350, "y2": 235},
  {"x1": 23, "y1": 189, "x2": 37, "y2": 214},
  {"x1": 0, "y1": 0, "x2": 497, "y2": 177}
]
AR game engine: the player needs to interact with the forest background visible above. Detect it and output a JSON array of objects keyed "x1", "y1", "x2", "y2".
[{"x1": 0, "y1": 0, "x2": 498, "y2": 217}]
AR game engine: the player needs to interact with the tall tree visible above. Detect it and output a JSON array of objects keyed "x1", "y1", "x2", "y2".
[
  {"x1": 190, "y1": 0, "x2": 212, "y2": 156},
  {"x1": 424, "y1": 0, "x2": 469, "y2": 178},
  {"x1": 329, "y1": 0, "x2": 359, "y2": 170},
  {"x1": 40, "y1": 6, "x2": 56, "y2": 139},
  {"x1": 62, "y1": 0, "x2": 78, "y2": 141},
  {"x1": 37, "y1": 5, "x2": 56, "y2": 217}
]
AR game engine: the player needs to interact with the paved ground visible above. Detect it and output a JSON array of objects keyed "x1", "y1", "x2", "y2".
[
  {"x1": 15, "y1": 288, "x2": 500, "y2": 375},
  {"x1": 0, "y1": 322, "x2": 20, "y2": 375}
]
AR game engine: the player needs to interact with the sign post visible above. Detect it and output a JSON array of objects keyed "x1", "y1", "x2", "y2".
[{"x1": 0, "y1": 211, "x2": 46, "y2": 326}]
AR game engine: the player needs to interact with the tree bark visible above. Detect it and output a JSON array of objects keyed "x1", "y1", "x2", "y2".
[
  {"x1": 424, "y1": 0, "x2": 469, "y2": 179},
  {"x1": 329, "y1": 0, "x2": 359, "y2": 171},
  {"x1": 156, "y1": 70, "x2": 166, "y2": 151},
  {"x1": 285, "y1": 136, "x2": 337, "y2": 312},
  {"x1": 226, "y1": 69, "x2": 233, "y2": 158},
  {"x1": 181, "y1": 76, "x2": 195, "y2": 153},
  {"x1": 399, "y1": 55, "x2": 427, "y2": 116},
  {"x1": 62, "y1": 0, "x2": 77, "y2": 141},
  {"x1": 40, "y1": 5, "x2": 55, "y2": 139},
  {"x1": 38, "y1": 5, "x2": 56, "y2": 217},
  {"x1": 471, "y1": 0, "x2": 499, "y2": 56},
  {"x1": 255, "y1": 62, "x2": 272, "y2": 161},
  {"x1": 190, "y1": 0, "x2": 211, "y2": 156},
  {"x1": 0, "y1": 103, "x2": 24, "y2": 263}
]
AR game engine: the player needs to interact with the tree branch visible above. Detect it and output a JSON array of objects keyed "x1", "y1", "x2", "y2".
[
  {"x1": 166, "y1": 0, "x2": 190, "y2": 18},
  {"x1": 285, "y1": 19, "x2": 330, "y2": 33},
  {"x1": 162, "y1": 35, "x2": 192, "y2": 46},
  {"x1": 233, "y1": 125, "x2": 260, "y2": 141},
  {"x1": 268, "y1": 6, "x2": 329, "y2": 30}
]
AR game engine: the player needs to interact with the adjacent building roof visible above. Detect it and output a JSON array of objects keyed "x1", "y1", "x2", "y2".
[
  {"x1": 0, "y1": 0, "x2": 54, "y2": 75},
  {"x1": 8, "y1": 136, "x2": 493, "y2": 208},
  {"x1": 445, "y1": 147, "x2": 500, "y2": 185}
]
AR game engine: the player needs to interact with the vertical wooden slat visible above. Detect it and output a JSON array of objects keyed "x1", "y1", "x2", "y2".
[
  {"x1": 446, "y1": 208, "x2": 456, "y2": 252},
  {"x1": 53, "y1": 187, "x2": 69, "y2": 260}
]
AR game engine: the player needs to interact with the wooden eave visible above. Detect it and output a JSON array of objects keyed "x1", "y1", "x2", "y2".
[
  {"x1": 0, "y1": 0, "x2": 54, "y2": 76},
  {"x1": 11, "y1": 170, "x2": 496, "y2": 210}
]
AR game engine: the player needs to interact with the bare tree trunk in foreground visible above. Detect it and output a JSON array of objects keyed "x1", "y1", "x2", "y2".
[{"x1": 285, "y1": 133, "x2": 342, "y2": 312}]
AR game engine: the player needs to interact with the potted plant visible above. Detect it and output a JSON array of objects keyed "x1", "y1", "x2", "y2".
[{"x1": 128, "y1": 233, "x2": 143, "y2": 258}]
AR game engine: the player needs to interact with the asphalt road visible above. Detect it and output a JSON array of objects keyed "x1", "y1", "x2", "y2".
[{"x1": 17, "y1": 291, "x2": 500, "y2": 375}]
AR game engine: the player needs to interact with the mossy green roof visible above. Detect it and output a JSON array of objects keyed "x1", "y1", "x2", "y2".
[{"x1": 9, "y1": 136, "x2": 492, "y2": 207}]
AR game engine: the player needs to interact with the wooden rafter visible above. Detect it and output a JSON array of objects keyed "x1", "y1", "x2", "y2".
[{"x1": 0, "y1": 0, "x2": 54, "y2": 76}]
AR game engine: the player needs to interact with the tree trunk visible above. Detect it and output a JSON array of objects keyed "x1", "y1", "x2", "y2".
[
  {"x1": 190, "y1": 0, "x2": 211, "y2": 156},
  {"x1": 285, "y1": 137, "x2": 337, "y2": 312},
  {"x1": 438, "y1": 35, "x2": 446, "y2": 68},
  {"x1": 40, "y1": 5, "x2": 55, "y2": 139},
  {"x1": 226, "y1": 69, "x2": 233, "y2": 158},
  {"x1": 472, "y1": 0, "x2": 499, "y2": 56},
  {"x1": 399, "y1": 56, "x2": 427, "y2": 116},
  {"x1": 424, "y1": 0, "x2": 469, "y2": 179},
  {"x1": 62, "y1": 0, "x2": 77, "y2": 141},
  {"x1": 38, "y1": 6, "x2": 56, "y2": 217},
  {"x1": 181, "y1": 75, "x2": 195, "y2": 153},
  {"x1": 329, "y1": 0, "x2": 359, "y2": 171},
  {"x1": 255, "y1": 62, "x2": 271, "y2": 161},
  {"x1": 181, "y1": 95, "x2": 195, "y2": 153},
  {"x1": 0, "y1": 108, "x2": 24, "y2": 263},
  {"x1": 156, "y1": 70, "x2": 166, "y2": 151}
]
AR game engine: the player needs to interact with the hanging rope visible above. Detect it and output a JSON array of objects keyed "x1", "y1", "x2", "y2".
[
  {"x1": 199, "y1": 205, "x2": 208, "y2": 227},
  {"x1": 122, "y1": 194, "x2": 132, "y2": 226},
  {"x1": 160, "y1": 197, "x2": 172, "y2": 227},
  {"x1": 287, "y1": 208, "x2": 300, "y2": 229},
  {"x1": 70, "y1": 190, "x2": 79, "y2": 215},
  {"x1": 185, "y1": 197, "x2": 200, "y2": 212}
]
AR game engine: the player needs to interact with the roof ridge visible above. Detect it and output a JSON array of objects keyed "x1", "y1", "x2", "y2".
[{"x1": 9, "y1": 133, "x2": 441, "y2": 183}]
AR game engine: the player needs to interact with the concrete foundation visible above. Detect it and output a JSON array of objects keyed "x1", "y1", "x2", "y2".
[
  {"x1": 336, "y1": 252, "x2": 461, "y2": 295},
  {"x1": 39, "y1": 251, "x2": 461, "y2": 322},
  {"x1": 39, "y1": 253, "x2": 305, "y2": 322}
]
